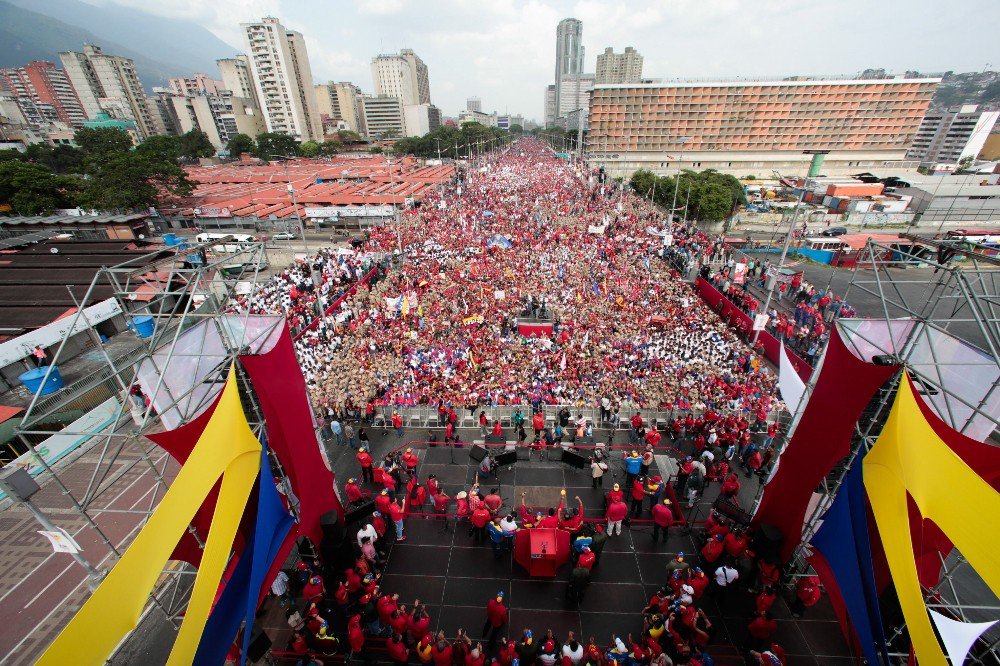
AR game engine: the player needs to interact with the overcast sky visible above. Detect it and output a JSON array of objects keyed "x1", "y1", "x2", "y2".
[{"x1": 93, "y1": 0, "x2": 998, "y2": 122}]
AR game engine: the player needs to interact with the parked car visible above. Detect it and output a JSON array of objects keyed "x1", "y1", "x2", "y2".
[
  {"x1": 822, "y1": 226, "x2": 848, "y2": 237},
  {"x1": 271, "y1": 231, "x2": 297, "y2": 240}
]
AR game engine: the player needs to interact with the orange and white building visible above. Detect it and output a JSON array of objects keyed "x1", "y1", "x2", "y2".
[{"x1": 587, "y1": 77, "x2": 940, "y2": 178}]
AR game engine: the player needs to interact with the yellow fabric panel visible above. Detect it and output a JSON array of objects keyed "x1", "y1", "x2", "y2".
[
  {"x1": 863, "y1": 375, "x2": 1000, "y2": 666},
  {"x1": 38, "y1": 368, "x2": 263, "y2": 666},
  {"x1": 168, "y1": 448, "x2": 259, "y2": 665}
]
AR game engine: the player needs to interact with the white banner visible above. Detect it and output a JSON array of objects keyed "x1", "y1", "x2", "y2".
[
  {"x1": 778, "y1": 341, "x2": 806, "y2": 412},
  {"x1": 38, "y1": 529, "x2": 82, "y2": 554},
  {"x1": 753, "y1": 313, "x2": 770, "y2": 331},
  {"x1": 306, "y1": 206, "x2": 395, "y2": 218},
  {"x1": 0, "y1": 298, "x2": 122, "y2": 368}
]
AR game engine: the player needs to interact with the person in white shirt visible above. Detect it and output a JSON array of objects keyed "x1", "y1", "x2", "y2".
[
  {"x1": 357, "y1": 523, "x2": 378, "y2": 548},
  {"x1": 271, "y1": 570, "x2": 291, "y2": 606},
  {"x1": 561, "y1": 633, "x2": 584, "y2": 666},
  {"x1": 714, "y1": 564, "x2": 739, "y2": 606}
]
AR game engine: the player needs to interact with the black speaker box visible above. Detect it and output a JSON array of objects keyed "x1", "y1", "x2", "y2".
[
  {"x1": 485, "y1": 434, "x2": 507, "y2": 445},
  {"x1": 469, "y1": 444, "x2": 488, "y2": 462},
  {"x1": 751, "y1": 523, "x2": 784, "y2": 561},
  {"x1": 319, "y1": 510, "x2": 344, "y2": 543},
  {"x1": 561, "y1": 449, "x2": 588, "y2": 469},
  {"x1": 344, "y1": 498, "x2": 376, "y2": 525},
  {"x1": 494, "y1": 450, "x2": 517, "y2": 466},
  {"x1": 246, "y1": 623, "x2": 272, "y2": 662}
]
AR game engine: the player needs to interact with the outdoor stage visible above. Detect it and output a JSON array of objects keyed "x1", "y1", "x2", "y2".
[{"x1": 298, "y1": 437, "x2": 858, "y2": 664}]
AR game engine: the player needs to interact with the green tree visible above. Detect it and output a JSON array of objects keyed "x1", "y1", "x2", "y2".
[
  {"x1": 254, "y1": 132, "x2": 300, "y2": 160},
  {"x1": 509, "y1": 124, "x2": 524, "y2": 134},
  {"x1": 226, "y1": 133, "x2": 256, "y2": 158},
  {"x1": 695, "y1": 182, "x2": 735, "y2": 221},
  {"x1": 136, "y1": 134, "x2": 182, "y2": 162},
  {"x1": 319, "y1": 139, "x2": 343, "y2": 155},
  {"x1": 337, "y1": 130, "x2": 362, "y2": 144},
  {"x1": 74, "y1": 127, "x2": 133, "y2": 160},
  {"x1": 177, "y1": 129, "x2": 216, "y2": 159},
  {"x1": 78, "y1": 152, "x2": 194, "y2": 212},
  {"x1": 0, "y1": 161, "x2": 79, "y2": 214},
  {"x1": 299, "y1": 140, "x2": 321, "y2": 158}
]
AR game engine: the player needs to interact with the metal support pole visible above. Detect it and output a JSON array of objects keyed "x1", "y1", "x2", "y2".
[{"x1": 752, "y1": 180, "x2": 807, "y2": 345}]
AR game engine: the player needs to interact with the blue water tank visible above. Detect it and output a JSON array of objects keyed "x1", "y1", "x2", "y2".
[
  {"x1": 163, "y1": 233, "x2": 178, "y2": 245},
  {"x1": 132, "y1": 315, "x2": 154, "y2": 338},
  {"x1": 19, "y1": 366, "x2": 65, "y2": 395}
]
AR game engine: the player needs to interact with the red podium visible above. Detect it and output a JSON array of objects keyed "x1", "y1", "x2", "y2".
[{"x1": 513, "y1": 528, "x2": 570, "y2": 577}]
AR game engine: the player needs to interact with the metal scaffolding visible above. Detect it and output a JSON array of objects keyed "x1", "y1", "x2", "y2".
[
  {"x1": 790, "y1": 238, "x2": 1000, "y2": 664},
  {"x1": 11, "y1": 236, "x2": 281, "y2": 633}
]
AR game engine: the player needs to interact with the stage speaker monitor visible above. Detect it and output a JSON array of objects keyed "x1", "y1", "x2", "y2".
[
  {"x1": 494, "y1": 450, "x2": 517, "y2": 466},
  {"x1": 469, "y1": 444, "x2": 488, "y2": 463},
  {"x1": 344, "y1": 498, "x2": 376, "y2": 525},
  {"x1": 246, "y1": 623, "x2": 272, "y2": 662},
  {"x1": 561, "y1": 449, "x2": 588, "y2": 469},
  {"x1": 485, "y1": 434, "x2": 507, "y2": 446},
  {"x1": 319, "y1": 510, "x2": 343, "y2": 543}
]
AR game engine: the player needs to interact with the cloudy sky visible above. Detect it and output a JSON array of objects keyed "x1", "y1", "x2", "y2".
[{"x1": 94, "y1": 0, "x2": 998, "y2": 121}]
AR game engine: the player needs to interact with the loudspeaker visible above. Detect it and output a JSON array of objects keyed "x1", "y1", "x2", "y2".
[
  {"x1": 548, "y1": 447, "x2": 564, "y2": 462},
  {"x1": 319, "y1": 509, "x2": 355, "y2": 572},
  {"x1": 469, "y1": 445, "x2": 488, "y2": 462},
  {"x1": 485, "y1": 434, "x2": 506, "y2": 445},
  {"x1": 319, "y1": 510, "x2": 344, "y2": 543},
  {"x1": 246, "y1": 623, "x2": 272, "y2": 662},
  {"x1": 713, "y1": 497, "x2": 752, "y2": 527},
  {"x1": 494, "y1": 450, "x2": 517, "y2": 466},
  {"x1": 344, "y1": 498, "x2": 376, "y2": 525},
  {"x1": 751, "y1": 523, "x2": 783, "y2": 561},
  {"x1": 561, "y1": 449, "x2": 588, "y2": 469}
]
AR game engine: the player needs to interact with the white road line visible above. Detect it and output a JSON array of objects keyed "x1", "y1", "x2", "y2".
[{"x1": 0, "y1": 452, "x2": 169, "y2": 606}]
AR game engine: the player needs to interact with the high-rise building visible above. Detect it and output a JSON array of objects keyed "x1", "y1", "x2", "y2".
[
  {"x1": 467, "y1": 97, "x2": 481, "y2": 113},
  {"x1": 0, "y1": 62, "x2": 87, "y2": 128},
  {"x1": 544, "y1": 85, "x2": 556, "y2": 127},
  {"x1": 168, "y1": 73, "x2": 224, "y2": 96},
  {"x1": 217, "y1": 56, "x2": 261, "y2": 111},
  {"x1": 588, "y1": 78, "x2": 940, "y2": 177},
  {"x1": 403, "y1": 103, "x2": 442, "y2": 137},
  {"x1": 167, "y1": 92, "x2": 265, "y2": 150},
  {"x1": 557, "y1": 74, "x2": 595, "y2": 129},
  {"x1": 372, "y1": 49, "x2": 431, "y2": 107},
  {"x1": 906, "y1": 104, "x2": 1000, "y2": 164},
  {"x1": 361, "y1": 96, "x2": 405, "y2": 139},
  {"x1": 313, "y1": 81, "x2": 365, "y2": 134},
  {"x1": 553, "y1": 18, "x2": 583, "y2": 120},
  {"x1": 241, "y1": 17, "x2": 322, "y2": 141},
  {"x1": 59, "y1": 45, "x2": 156, "y2": 139},
  {"x1": 595, "y1": 47, "x2": 643, "y2": 84}
]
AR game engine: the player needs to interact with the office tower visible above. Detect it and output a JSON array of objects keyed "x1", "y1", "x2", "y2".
[
  {"x1": 168, "y1": 74, "x2": 224, "y2": 96},
  {"x1": 217, "y1": 55, "x2": 261, "y2": 111},
  {"x1": 313, "y1": 81, "x2": 365, "y2": 134},
  {"x1": 553, "y1": 18, "x2": 583, "y2": 118},
  {"x1": 595, "y1": 47, "x2": 643, "y2": 84},
  {"x1": 59, "y1": 45, "x2": 156, "y2": 138},
  {"x1": 557, "y1": 74, "x2": 595, "y2": 130},
  {"x1": 241, "y1": 16, "x2": 322, "y2": 141},
  {"x1": 371, "y1": 49, "x2": 431, "y2": 106},
  {"x1": 0, "y1": 61, "x2": 87, "y2": 128},
  {"x1": 467, "y1": 97, "x2": 481, "y2": 113},
  {"x1": 167, "y1": 92, "x2": 265, "y2": 150},
  {"x1": 588, "y1": 78, "x2": 940, "y2": 177},
  {"x1": 907, "y1": 104, "x2": 1000, "y2": 163}
]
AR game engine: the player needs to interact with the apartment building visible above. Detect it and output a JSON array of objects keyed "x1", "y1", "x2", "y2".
[
  {"x1": 217, "y1": 56, "x2": 261, "y2": 112},
  {"x1": 587, "y1": 78, "x2": 940, "y2": 177},
  {"x1": 59, "y1": 45, "x2": 156, "y2": 139},
  {"x1": 361, "y1": 96, "x2": 405, "y2": 139},
  {"x1": 0, "y1": 61, "x2": 87, "y2": 128},
  {"x1": 906, "y1": 104, "x2": 1000, "y2": 164},
  {"x1": 168, "y1": 73, "x2": 224, "y2": 96},
  {"x1": 371, "y1": 49, "x2": 431, "y2": 107},
  {"x1": 241, "y1": 17, "x2": 322, "y2": 141},
  {"x1": 595, "y1": 47, "x2": 643, "y2": 85}
]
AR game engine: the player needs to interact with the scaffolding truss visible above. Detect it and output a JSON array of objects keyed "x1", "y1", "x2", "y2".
[
  {"x1": 11, "y1": 236, "x2": 285, "y2": 635},
  {"x1": 791, "y1": 238, "x2": 1000, "y2": 664}
]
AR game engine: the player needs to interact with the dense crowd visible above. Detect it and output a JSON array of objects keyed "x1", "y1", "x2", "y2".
[{"x1": 245, "y1": 140, "x2": 783, "y2": 423}]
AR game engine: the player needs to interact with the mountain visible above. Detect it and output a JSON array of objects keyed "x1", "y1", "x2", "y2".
[{"x1": 0, "y1": 0, "x2": 238, "y2": 89}]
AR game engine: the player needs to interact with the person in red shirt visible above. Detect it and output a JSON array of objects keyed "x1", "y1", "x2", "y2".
[
  {"x1": 445, "y1": 421, "x2": 454, "y2": 443},
  {"x1": 402, "y1": 448, "x2": 419, "y2": 476},
  {"x1": 345, "y1": 478, "x2": 365, "y2": 504},
  {"x1": 455, "y1": 490, "x2": 470, "y2": 518},
  {"x1": 605, "y1": 497, "x2": 628, "y2": 536},
  {"x1": 377, "y1": 592, "x2": 399, "y2": 625},
  {"x1": 389, "y1": 497, "x2": 407, "y2": 541},
  {"x1": 408, "y1": 603, "x2": 431, "y2": 640},
  {"x1": 724, "y1": 528, "x2": 749, "y2": 558},
  {"x1": 558, "y1": 496, "x2": 585, "y2": 532},
  {"x1": 348, "y1": 614, "x2": 365, "y2": 656},
  {"x1": 302, "y1": 574, "x2": 325, "y2": 603},
  {"x1": 792, "y1": 575, "x2": 822, "y2": 617},
  {"x1": 376, "y1": 488, "x2": 393, "y2": 515},
  {"x1": 492, "y1": 420, "x2": 503, "y2": 437},
  {"x1": 392, "y1": 411, "x2": 403, "y2": 437},
  {"x1": 606, "y1": 483, "x2": 624, "y2": 505},
  {"x1": 532, "y1": 411, "x2": 545, "y2": 436},
  {"x1": 386, "y1": 633, "x2": 409, "y2": 666},
  {"x1": 650, "y1": 498, "x2": 674, "y2": 544},
  {"x1": 720, "y1": 473, "x2": 741, "y2": 498},
  {"x1": 390, "y1": 606, "x2": 411, "y2": 637},
  {"x1": 357, "y1": 447, "x2": 374, "y2": 483},
  {"x1": 427, "y1": 475, "x2": 440, "y2": 497},
  {"x1": 431, "y1": 632, "x2": 453, "y2": 666},
  {"x1": 483, "y1": 488, "x2": 503, "y2": 515},
  {"x1": 758, "y1": 557, "x2": 781, "y2": 589},
  {"x1": 756, "y1": 585, "x2": 777, "y2": 614},
  {"x1": 577, "y1": 546, "x2": 596, "y2": 571},
  {"x1": 470, "y1": 504, "x2": 491, "y2": 543},
  {"x1": 700, "y1": 534, "x2": 725, "y2": 564},
  {"x1": 482, "y1": 592, "x2": 508, "y2": 649},
  {"x1": 465, "y1": 644, "x2": 486, "y2": 666},
  {"x1": 644, "y1": 428, "x2": 662, "y2": 448},
  {"x1": 432, "y1": 488, "x2": 451, "y2": 515},
  {"x1": 747, "y1": 611, "x2": 778, "y2": 651},
  {"x1": 689, "y1": 567, "x2": 710, "y2": 599}
]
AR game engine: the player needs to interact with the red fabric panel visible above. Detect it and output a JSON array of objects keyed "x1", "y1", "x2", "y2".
[
  {"x1": 146, "y1": 389, "x2": 224, "y2": 565},
  {"x1": 752, "y1": 326, "x2": 897, "y2": 560},
  {"x1": 694, "y1": 278, "x2": 812, "y2": 381},
  {"x1": 517, "y1": 323, "x2": 554, "y2": 337},
  {"x1": 240, "y1": 325, "x2": 342, "y2": 546}
]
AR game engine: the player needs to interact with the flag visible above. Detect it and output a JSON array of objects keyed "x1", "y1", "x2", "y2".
[
  {"x1": 644, "y1": 255, "x2": 651, "y2": 272},
  {"x1": 401, "y1": 293, "x2": 409, "y2": 317},
  {"x1": 444, "y1": 283, "x2": 458, "y2": 294},
  {"x1": 576, "y1": 291, "x2": 582, "y2": 304},
  {"x1": 417, "y1": 302, "x2": 423, "y2": 317},
  {"x1": 560, "y1": 352, "x2": 566, "y2": 370},
  {"x1": 592, "y1": 280, "x2": 601, "y2": 296},
  {"x1": 469, "y1": 352, "x2": 478, "y2": 372}
]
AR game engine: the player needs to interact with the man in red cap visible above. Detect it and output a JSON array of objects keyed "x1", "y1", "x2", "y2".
[
  {"x1": 357, "y1": 446, "x2": 374, "y2": 483},
  {"x1": 650, "y1": 498, "x2": 674, "y2": 544},
  {"x1": 605, "y1": 495, "x2": 628, "y2": 536},
  {"x1": 402, "y1": 447, "x2": 419, "y2": 476}
]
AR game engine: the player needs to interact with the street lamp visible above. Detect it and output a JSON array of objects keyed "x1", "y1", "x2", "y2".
[{"x1": 277, "y1": 155, "x2": 309, "y2": 255}]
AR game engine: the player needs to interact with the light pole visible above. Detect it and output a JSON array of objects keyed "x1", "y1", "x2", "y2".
[
  {"x1": 278, "y1": 155, "x2": 309, "y2": 255},
  {"x1": 752, "y1": 171, "x2": 808, "y2": 344},
  {"x1": 433, "y1": 137, "x2": 443, "y2": 162},
  {"x1": 384, "y1": 151, "x2": 402, "y2": 257}
]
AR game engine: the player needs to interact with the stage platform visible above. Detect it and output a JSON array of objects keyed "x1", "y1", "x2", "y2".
[{"x1": 259, "y1": 427, "x2": 858, "y2": 664}]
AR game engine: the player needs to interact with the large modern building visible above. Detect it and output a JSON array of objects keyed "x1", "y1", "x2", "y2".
[
  {"x1": 544, "y1": 85, "x2": 556, "y2": 127},
  {"x1": 403, "y1": 103, "x2": 442, "y2": 137},
  {"x1": 241, "y1": 17, "x2": 322, "y2": 142},
  {"x1": 167, "y1": 92, "x2": 265, "y2": 150},
  {"x1": 466, "y1": 97, "x2": 482, "y2": 113},
  {"x1": 314, "y1": 81, "x2": 365, "y2": 134},
  {"x1": 371, "y1": 49, "x2": 431, "y2": 107},
  {"x1": 168, "y1": 74, "x2": 224, "y2": 97},
  {"x1": 217, "y1": 56, "x2": 261, "y2": 112},
  {"x1": 595, "y1": 47, "x2": 643, "y2": 85},
  {"x1": 59, "y1": 45, "x2": 156, "y2": 139},
  {"x1": 0, "y1": 61, "x2": 87, "y2": 128},
  {"x1": 557, "y1": 73, "x2": 595, "y2": 130},
  {"x1": 906, "y1": 104, "x2": 1000, "y2": 164},
  {"x1": 587, "y1": 77, "x2": 941, "y2": 177},
  {"x1": 552, "y1": 18, "x2": 584, "y2": 122}
]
